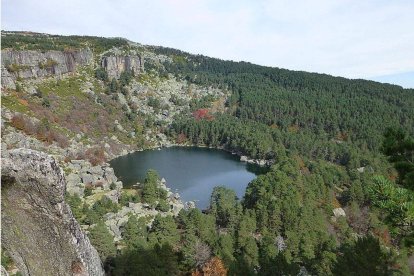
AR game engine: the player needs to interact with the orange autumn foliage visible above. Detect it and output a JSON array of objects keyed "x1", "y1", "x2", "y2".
[
  {"x1": 176, "y1": 133, "x2": 187, "y2": 144},
  {"x1": 18, "y1": 98, "x2": 29, "y2": 106},
  {"x1": 193, "y1": 108, "x2": 214, "y2": 121},
  {"x1": 192, "y1": 257, "x2": 227, "y2": 276},
  {"x1": 374, "y1": 228, "x2": 391, "y2": 246}
]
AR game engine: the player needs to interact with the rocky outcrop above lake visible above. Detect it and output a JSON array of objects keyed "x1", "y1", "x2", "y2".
[
  {"x1": 101, "y1": 178, "x2": 185, "y2": 242},
  {"x1": 239, "y1": 155, "x2": 274, "y2": 166},
  {"x1": 65, "y1": 159, "x2": 123, "y2": 197},
  {"x1": 1, "y1": 148, "x2": 104, "y2": 276},
  {"x1": 1, "y1": 48, "x2": 93, "y2": 89},
  {"x1": 101, "y1": 54, "x2": 143, "y2": 79}
]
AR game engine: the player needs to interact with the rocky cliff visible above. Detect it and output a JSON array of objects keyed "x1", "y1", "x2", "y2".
[
  {"x1": 1, "y1": 148, "x2": 104, "y2": 276},
  {"x1": 1, "y1": 48, "x2": 93, "y2": 89},
  {"x1": 101, "y1": 54, "x2": 143, "y2": 79}
]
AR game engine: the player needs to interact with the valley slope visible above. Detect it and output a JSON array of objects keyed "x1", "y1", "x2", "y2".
[{"x1": 1, "y1": 31, "x2": 414, "y2": 275}]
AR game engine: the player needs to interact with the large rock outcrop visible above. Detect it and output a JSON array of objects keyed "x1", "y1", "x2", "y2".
[
  {"x1": 101, "y1": 55, "x2": 143, "y2": 79},
  {"x1": 1, "y1": 148, "x2": 104, "y2": 276},
  {"x1": 1, "y1": 48, "x2": 93, "y2": 89},
  {"x1": 1, "y1": 266, "x2": 9, "y2": 276},
  {"x1": 65, "y1": 160, "x2": 122, "y2": 197}
]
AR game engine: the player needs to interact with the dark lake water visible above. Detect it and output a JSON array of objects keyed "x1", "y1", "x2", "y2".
[{"x1": 109, "y1": 147, "x2": 262, "y2": 209}]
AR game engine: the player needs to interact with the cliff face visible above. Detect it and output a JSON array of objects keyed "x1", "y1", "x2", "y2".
[
  {"x1": 1, "y1": 148, "x2": 104, "y2": 276},
  {"x1": 101, "y1": 55, "x2": 143, "y2": 79},
  {"x1": 1, "y1": 48, "x2": 93, "y2": 89}
]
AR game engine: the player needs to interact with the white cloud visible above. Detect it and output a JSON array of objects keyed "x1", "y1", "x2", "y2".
[{"x1": 2, "y1": 0, "x2": 414, "y2": 83}]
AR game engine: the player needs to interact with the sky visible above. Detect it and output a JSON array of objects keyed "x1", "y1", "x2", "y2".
[{"x1": 2, "y1": 0, "x2": 414, "y2": 88}]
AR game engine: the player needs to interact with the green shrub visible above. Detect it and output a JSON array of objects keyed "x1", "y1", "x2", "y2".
[
  {"x1": 38, "y1": 59, "x2": 58, "y2": 69},
  {"x1": 119, "y1": 70, "x2": 134, "y2": 87},
  {"x1": 92, "y1": 197, "x2": 119, "y2": 214},
  {"x1": 83, "y1": 197, "x2": 119, "y2": 225},
  {"x1": 6, "y1": 63, "x2": 30, "y2": 73},
  {"x1": 88, "y1": 221, "x2": 116, "y2": 262},
  {"x1": 156, "y1": 200, "x2": 170, "y2": 212},
  {"x1": 84, "y1": 186, "x2": 93, "y2": 197},
  {"x1": 1, "y1": 248, "x2": 13, "y2": 269},
  {"x1": 147, "y1": 97, "x2": 161, "y2": 109},
  {"x1": 42, "y1": 98, "x2": 51, "y2": 107},
  {"x1": 65, "y1": 194, "x2": 83, "y2": 220},
  {"x1": 15, "y1": 83, "x2": 22, "y2": 92},
  {"x1": 95, "y1": 68, "x2": 108, "y2": 82},
  {"x1": 119, "y1": 191, "x2": 140, "y2": 207},
  {"x1": 109, "y1": 182, "x2": 117, "y2": 190}
]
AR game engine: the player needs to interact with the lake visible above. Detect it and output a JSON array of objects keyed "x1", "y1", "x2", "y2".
[{"x1": 109, "y1": 147, "x2": 262, "y2": 209}]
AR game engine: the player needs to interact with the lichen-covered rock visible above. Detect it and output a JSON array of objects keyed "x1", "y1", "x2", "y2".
[
  {"x1": 1, "y1": 266, "x2": 9, "y2": 276},
  {"x1": 333, "y1": 207, "x2": 346, "y2": 218},
  {"x1": 240, "y1": 156, "x2": 248, "y2": 162},
  {"x1": 185, "y1": 201, "x2": 196, "y2": 209},
  {"x1": 81, "y1": 173, "x2": 96, "y2": 185},
  {"x1": 103, "y1": 189, "x2": 121, "y2": 204},
  {"x1": 101, "y1": 55, "x2": 143, "y2": 79},
  {"x1": 1, "y1": 148, "x2": 104, "y2": 276},
  {"x1": 1, "y1": 66, "x2": 16, "y2": 89},
  {"x1": 65, "y1": 160, "x2": 121, "y2": 196},
  {"x1": 357, "y1": 167, "x2": 365, "y2": 173},
  {"x1": 1, "y1": 48, "x2": 93, "y2": 88}
]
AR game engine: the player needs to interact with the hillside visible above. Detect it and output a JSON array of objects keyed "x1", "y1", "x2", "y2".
[{"x1": 1, "y1": 31, "x2": 413, "y2": 275}]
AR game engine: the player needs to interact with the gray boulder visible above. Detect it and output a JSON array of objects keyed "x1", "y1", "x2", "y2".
[
  {"x1": 88, "y1": 166, "x2": 103, "y2": 175},
  {"x1": 104, "y1": 190, "x2": 121, "y2": 204},
  {"x1": 103, "y1": 167, "x2": 118, "y2": 184},
  {"x1": 333, "y1": 207, "x2": 346, "y2": 218},
  {"x1": 81, "y1": 173, "x2": 95, "y2": 185},
  {"x1": 240, "y1": 156, "x2": 248, "y2": 162},
  {"x1": 66, "y1": 173, "x2": 82, "y2": 184}
]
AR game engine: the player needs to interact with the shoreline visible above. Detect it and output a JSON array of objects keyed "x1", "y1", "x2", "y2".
[
  {"x1": 109, "y1": 142, "x2": 275, "y2": 167},
  {"x1": 108, "y1": 142, "x2": 272, "y2": 211}
]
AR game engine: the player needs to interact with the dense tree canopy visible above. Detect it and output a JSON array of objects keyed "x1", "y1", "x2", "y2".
[
  {"x1": 109, "y1": 51, "x2": 413, "y2": 274},
  {"x1": 382, "y1": 128, "x2": 414, "y2": 190}
]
